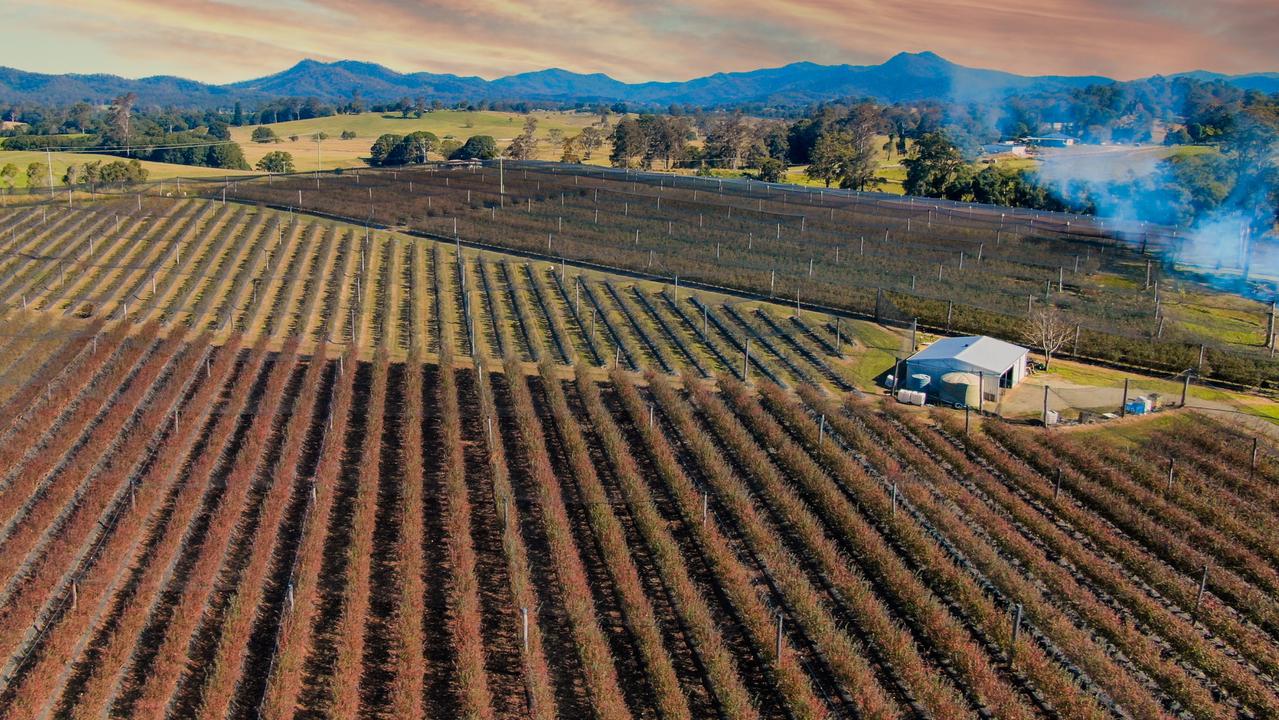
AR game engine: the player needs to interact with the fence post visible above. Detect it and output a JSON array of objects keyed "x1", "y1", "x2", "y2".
[
  {"x1": 1120, "y1": 378, "x2": 1130, "y2": 417},
  {"x1": 1042, "y1": 385, "x2": 1050, "y2": 428},
  {"x1": 1011, "y1": 603, "x2": 1023, "y2": 656},
  {"x1": 1195, "y1": 565, "x2": 1209, "y2": 613},
  {"x1": 521, "y1": 607, "x2": 529, "y2": 652}
]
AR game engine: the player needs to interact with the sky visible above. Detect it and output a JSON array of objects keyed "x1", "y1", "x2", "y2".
[{"x1": 3, "y1": 0, "x2": 1277, "y2": 84}]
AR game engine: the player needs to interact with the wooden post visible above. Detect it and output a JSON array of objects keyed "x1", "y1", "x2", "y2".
[
  {"x1": 743, "y1": 339, "x2": 751, "y2": 383},
  {"x1": 1167, "y1": 458, "x2": 1175, "y2": 492},
  {"x1": 1054, "y1": 467, "x2": 1062, "y2": 501},
  {"x1": 702, "y1": 492, "x2": 708, "y2": 526},
  {"x1": 521, "y1": 607, "x2": 529, "y2": 652},
  {"x1": 964, "y1": 405, "x2": 971, "y2": 435},
  {"x1": 1120, "y1": 378, "x2": 1130, "y2": 417},
  {"x1": 1042, "y1": 385, "x2": 1050, "y2": 428},
  {"x1": 1181, "y1": 373, "x2": 1190, "y2": 407},
  {"x1": 1198, "y1": 344, "x2": 1206, "y2": 373},
  {"x1": 1011, "y1": 603, "x2": 1024, "y2": 654},
  {"x1": 891, "y1": 482, "x2": 898, "y2": 519},
  {"x1": 775, "y1": 613, "x2": 784, "y2": 660},
  {"x1": 1251, "y1": 437, "x2": 1259, "y2": 478},
  {"x1": 1195, "y1": 565, "x2": 1209, "y2": 613}
]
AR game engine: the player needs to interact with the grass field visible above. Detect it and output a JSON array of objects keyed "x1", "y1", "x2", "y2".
[
  {"x1": 230, "y1": 110, "x2": 609, "y2": 172},
  {"x1": 0, "y1": 150, "x2": 254, "y2": 190}
]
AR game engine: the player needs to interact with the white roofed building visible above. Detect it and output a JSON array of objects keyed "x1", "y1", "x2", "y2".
[{"x1": 903, "y1": 335, "x2": 1029, "y2": 403}]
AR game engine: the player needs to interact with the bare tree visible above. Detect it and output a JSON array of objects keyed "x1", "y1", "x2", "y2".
[
  {"x1": 1022, "y1": 306, "x2": 1074, "y2": 369},
  {"x1": 108, "y1": 93, "x2": 137, "y2": 154}
]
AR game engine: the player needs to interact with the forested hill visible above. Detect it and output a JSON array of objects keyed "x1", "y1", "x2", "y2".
[{"x1": 3, "y1": 51, "x2": 1276, "y2": 109}]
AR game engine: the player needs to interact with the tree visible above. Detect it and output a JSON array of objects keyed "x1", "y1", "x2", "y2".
[
  {"x1": 251, "y1": 126, "x2": 279, "y2": 143},
  {"x1": 1022, "y1": 306, "x2": 1074, "y2": 369},
  {"x1": 26, "y1": 162, "x2": 46, "y2": 188},
  {"x1": 232, "y1": 101, "x2": 244, "y2": 127},
  {"x1": 62, "y1": 164, "x2": 83, "y2": 186},
  {"x1": 805, "y1": 131, "x2": 847, "y2": 188},
  {"x1": 369, "y1": 133, "x2": 404, "y2": 165},
  {"x1": 704, "y1": 114, "x2": 752, "y2": 169},
  {"x1": 560, "y1": 135, "x2": 581, "y2": 163},
  {"x1": 106, "y1": 93, "x2": 137, "y2": 151},
  {"x1": 312, "y1": 131, "x2": 329, "y2": 141},
  {"x1": 0, "y1": 163, "x2": 17, "y2": 189},
  {"x1": 256, "y1": 151, "x2": 295, "y2": 174},
  {"x1": 451, "y1": 135, "x2": 498, "y2": 160},
  {"x1": 903, "y1": 131, "x2": 966, "y2": 197},
  {"x1": 289, "y1": 134, "x2": 300, "y2": 142},
  {"x1": 505, "y1": 117, "x2": 539, "y2": 160},
  {"x1": 210, "y1": 142, "x2": 251, "y2": 170},
  {"x1": 386, "y1": 131, "x2": 439, "y2": 165},
  {"x1": 757, "y1": 157, "x2": 785, "y2": 183},
  {"x1": 578, "y1": 126, "x2": 603, "y2": 159},
  {"x1": 95, "y1": 159, "x2": 148, "y2": 185},
  {"x1": 609, "y1": 117, "x2": 647, "y2": 167},
  {"x1": 341, "y1": 130, "x2": 357, "y2": 140}
]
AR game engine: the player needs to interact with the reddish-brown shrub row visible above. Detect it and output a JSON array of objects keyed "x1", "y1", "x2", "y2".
[
  {"x1": 540, "y1": 363, "x2": 690, "y2": 720},
  {"x1": 575, "y1": 369, "x2": 761, "y2": 719},
  {"x1": 0, "y1": 331, "x2": 199, "y2": 660},
  {"x1": 60, "y1": 335, "x2": 274, "y2": 720},
  {"x1": 637, "y1": 370, "x2": 831, "y2": 720},
  {"x1": 695, "y1": 376, "x2": 1029, "y2": 720},
  {"x1": 187, "y1": 341, "x2": 331, "y2": 718},
  {"x1": 121, "y1": 337, "x2": 301, "y2": 716},
  {"x1": 765, "y1": 387, "x2": 1187, "y2": 719},
  {"x1": 501, "y1": 354, "x2": 633, "y2": 720},
  {"x1": 0, "y1": 336, "x2": 241, "y2": 720},
  {"x1": 260, "y1": 343, "x2": 359, "y2": 720},
  {"x1": 933, "y1": 412, "x2": 1279, "y2": 691},
  {"x1": 985, "y1": 421, "x2": 1279, "y2": 638},
  {"x1": 879, "y1": 402, "x2": 1279, "y2": 717}
]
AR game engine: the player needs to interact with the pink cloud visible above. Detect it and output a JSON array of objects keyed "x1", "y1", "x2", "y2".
[{"x1": 3, "y1": 0, "x2": 1275, "y2": 83}]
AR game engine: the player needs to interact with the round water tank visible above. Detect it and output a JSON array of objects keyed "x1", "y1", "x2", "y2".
[
  {"x1": 939, "y1": 372, "x2": 980, "y2": 408},
  {"x1": 910, "y1": 373, "x2": 931, "y2": 391}
]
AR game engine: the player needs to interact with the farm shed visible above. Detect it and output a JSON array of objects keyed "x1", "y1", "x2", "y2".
[{"x1": 904, "y1": 335, "x2": 1028, "y2": 402}]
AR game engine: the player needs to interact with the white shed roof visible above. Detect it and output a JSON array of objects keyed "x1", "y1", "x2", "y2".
[{"x1": 907, "y1": 335, "x2": 1027, "y2": 374}]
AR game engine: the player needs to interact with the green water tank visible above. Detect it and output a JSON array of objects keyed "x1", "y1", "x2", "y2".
[{"x1": 939, "y1": 371, "x2": 981, "y2": 408}]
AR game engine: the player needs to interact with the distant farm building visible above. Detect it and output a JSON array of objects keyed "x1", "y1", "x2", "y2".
[
  {"x1": 981, "y1": 142, "x2": 1029, "y2": 157},
  {"x1": 1025, "y1": 133, "x2": 1077, "y2": 148},
  {"x1": 903, "y1": 335, "x2": 1029, "y2": 407}
]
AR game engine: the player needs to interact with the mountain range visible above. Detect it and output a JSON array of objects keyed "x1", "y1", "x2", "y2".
[{"x1": 2, "y1": 52, "x2": 1277, "y2": 109}]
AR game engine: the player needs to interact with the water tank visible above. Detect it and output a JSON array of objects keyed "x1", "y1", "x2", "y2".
[
  {"x1": 910, "y1": 373, "x2": 931, "y2": 392},
  {"x1": 939, "y1": 372, "x2": 981, "y2": 408}
]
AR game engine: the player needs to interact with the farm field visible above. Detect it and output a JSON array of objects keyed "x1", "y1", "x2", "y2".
[
  {"x1": 2, "y1": 189, "x2": 1279, "y2": 719},
  {"x1": 221, "y1": 160, "x2": 1279, "y2": 390},
  {"x1": 0, "y1": 198, "x2": 890, "y2": 388},
  {"x1": 230, "y1": 110, "x2": 610, "y2": 171}
]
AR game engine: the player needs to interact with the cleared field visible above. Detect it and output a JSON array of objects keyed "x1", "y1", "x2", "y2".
[
  {"x1": 230, "y1": 110, "x2": 609, "y2": 171},
  {"x1": 1, "y1": 189, "x2": 1279, "y2": 719}
]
